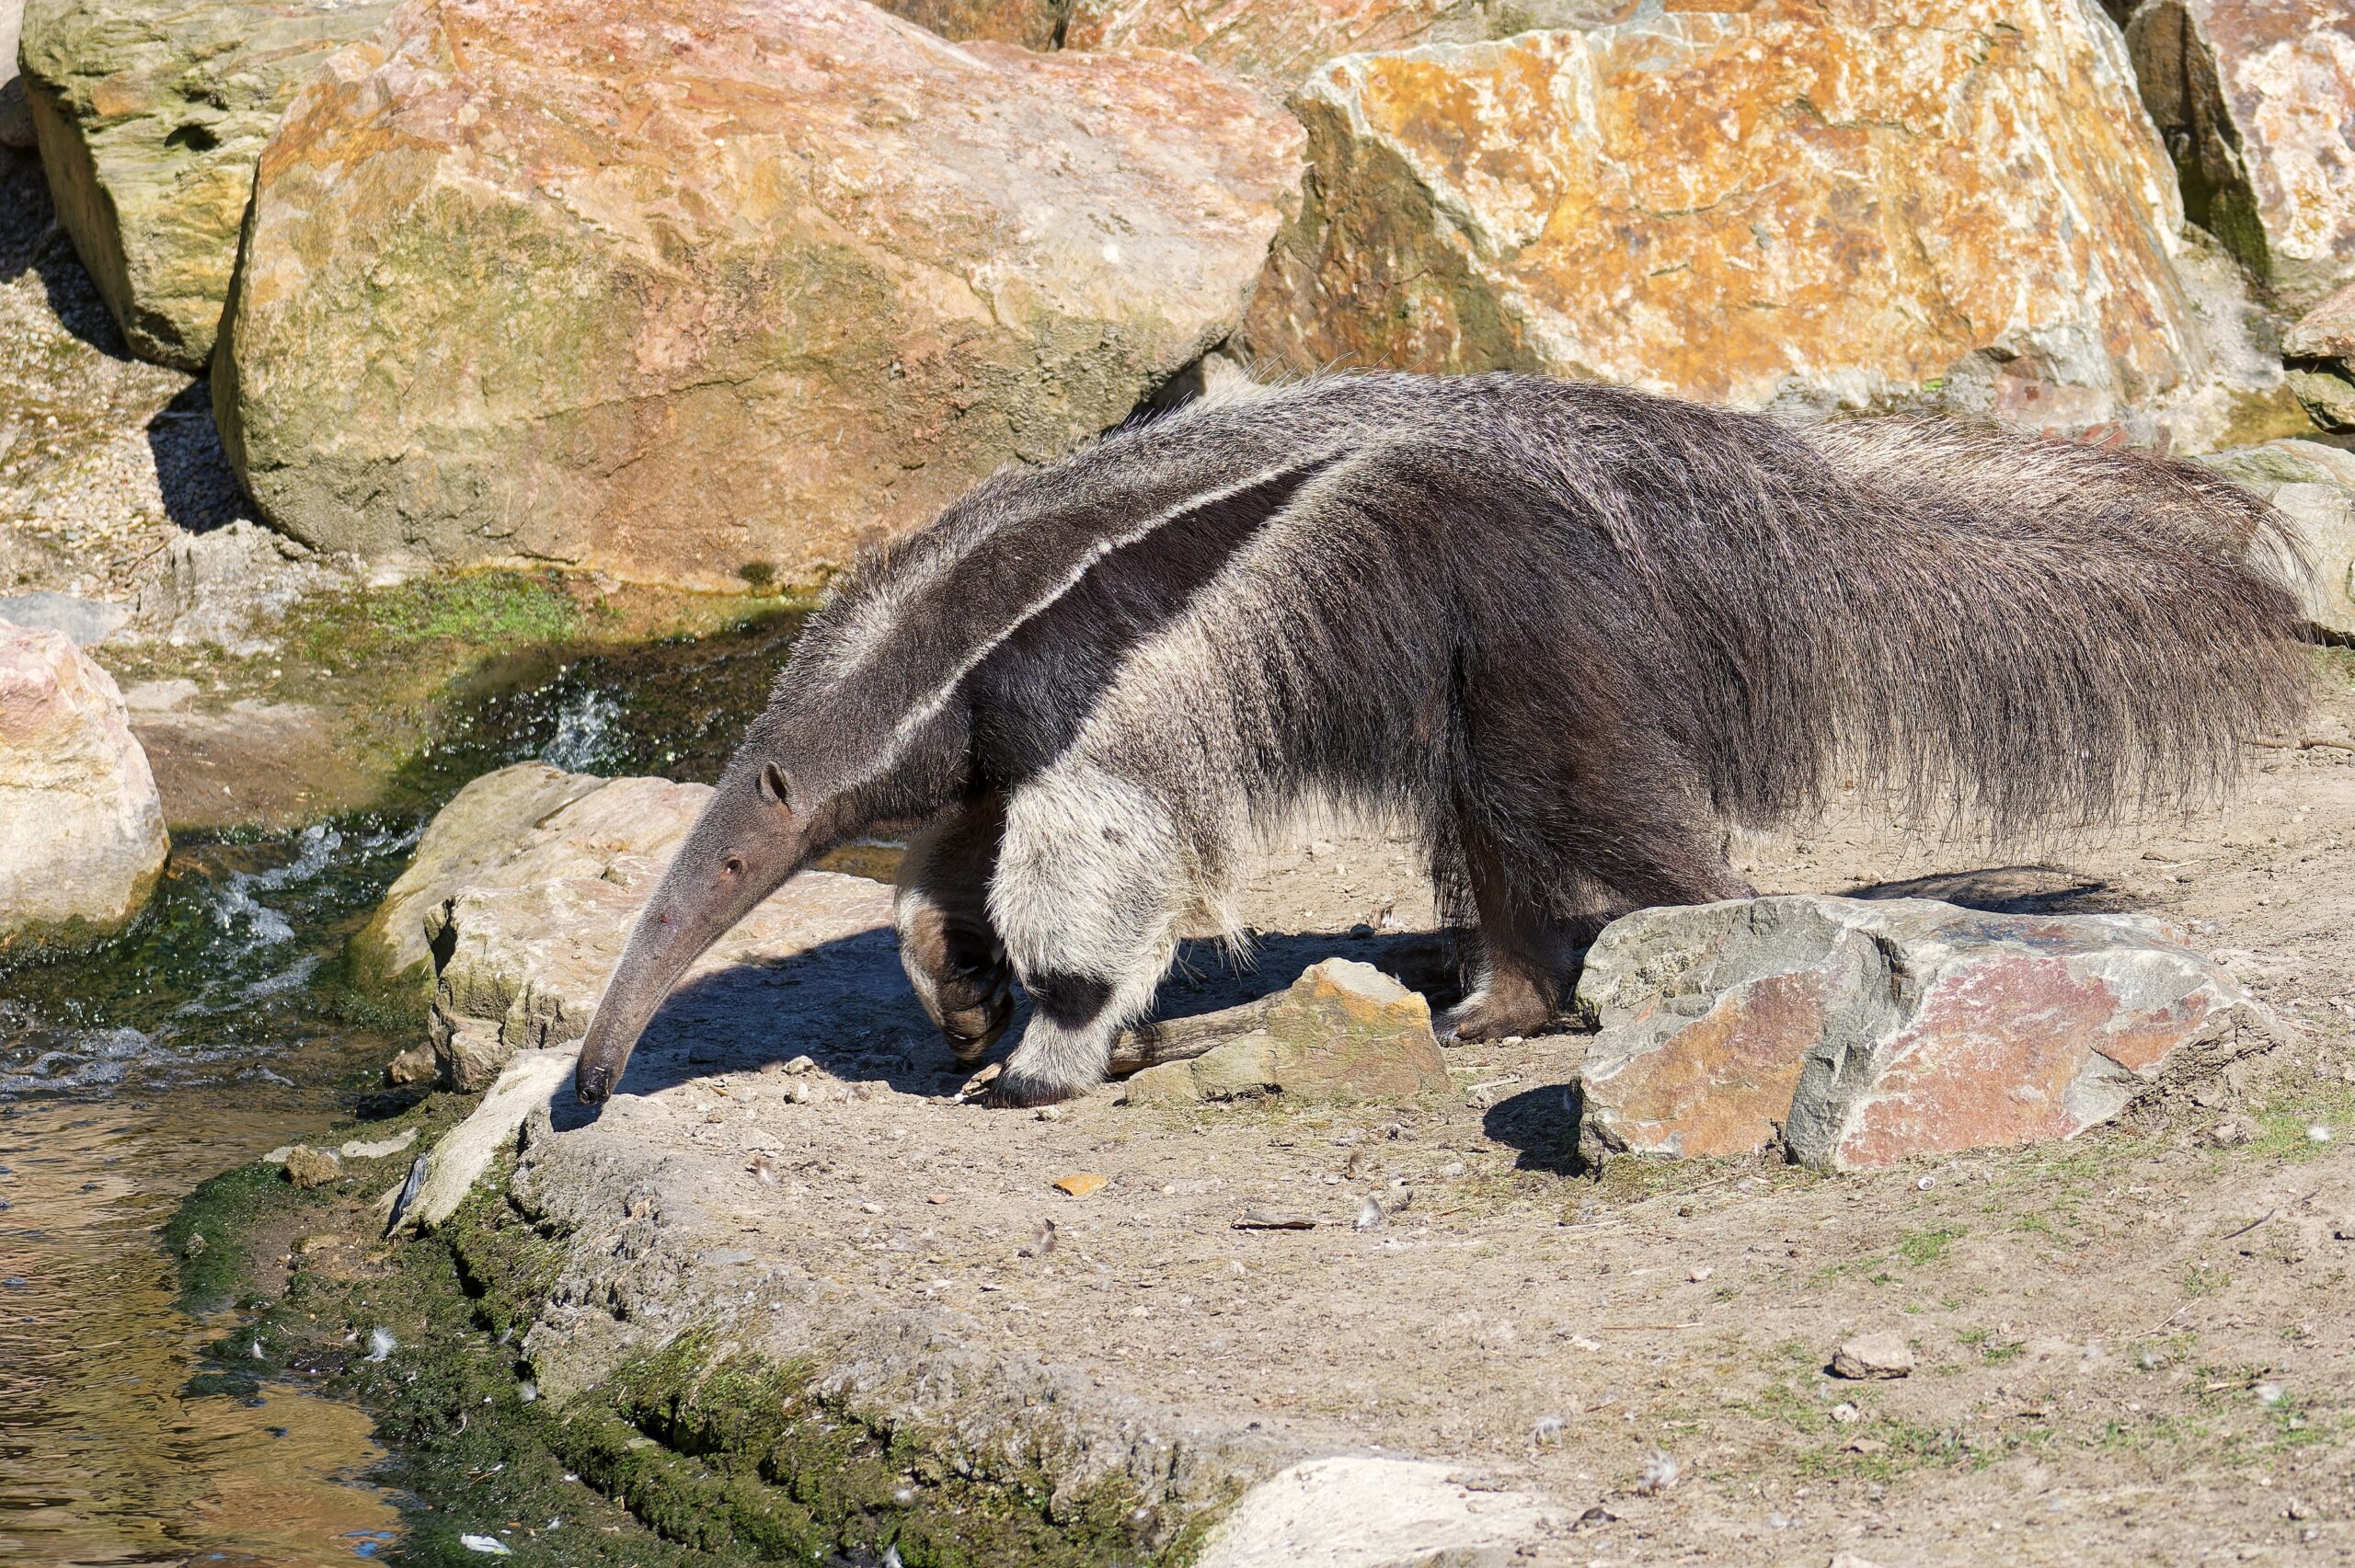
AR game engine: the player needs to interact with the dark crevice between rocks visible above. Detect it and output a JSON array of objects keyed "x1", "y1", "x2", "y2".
[{"x1": 2124, "y1": 2, "x2": 2276, "y2": 297}]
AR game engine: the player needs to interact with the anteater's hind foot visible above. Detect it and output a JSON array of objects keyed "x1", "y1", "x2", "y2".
[
  {"x1": 991, "y1": 972, "x2": 1122, "y2": 1105},
  {"x1": 1435, "y1": 967, "x2": 1557, "y2": 1044}
]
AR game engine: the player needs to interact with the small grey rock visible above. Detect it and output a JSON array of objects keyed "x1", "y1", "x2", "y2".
[{"x1": 1831, "y1": 1332, "x2": 1914, "y2": 1379}]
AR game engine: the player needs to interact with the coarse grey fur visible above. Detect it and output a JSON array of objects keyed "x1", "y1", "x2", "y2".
[{"x1": 574, "y1": 372, "x2": 2312, "y2": 1108}]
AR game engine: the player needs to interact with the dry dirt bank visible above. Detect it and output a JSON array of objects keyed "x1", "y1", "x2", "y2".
[{"x1": 477, "y1": 656, "x2": 2355, "y2": 1566}]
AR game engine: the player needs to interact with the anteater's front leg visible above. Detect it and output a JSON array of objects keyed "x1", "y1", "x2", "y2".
[
  {"x1": 895, "y1": 793, "x2": 1015, "y2": 1066},
  {"x1": 984, "y1": 771, "x2": 1184, "y2": 1106}
]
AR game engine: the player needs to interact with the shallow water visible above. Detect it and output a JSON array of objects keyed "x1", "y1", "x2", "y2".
[
  {"x1": 0, "y1": 609, "x2": 817, "y2": 1566},
  {"x1": 0, "y1": 833, "x2": 418, "y2": 1568}
]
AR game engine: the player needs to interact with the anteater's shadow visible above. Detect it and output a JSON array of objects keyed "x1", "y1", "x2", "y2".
[
  {"x1": 560, "y1": 924, "x2": 1459, "y2": 1115},
  {"x1": 566, "y1": 864, "x2": 2111, "y2": 1124}
]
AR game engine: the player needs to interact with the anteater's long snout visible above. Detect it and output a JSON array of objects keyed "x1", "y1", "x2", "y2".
[{"x1": 573, "y1": 775, "x2": 807, "y2": 1106}]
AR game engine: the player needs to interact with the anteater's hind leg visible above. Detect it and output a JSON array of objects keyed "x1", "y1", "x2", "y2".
[
  {"x1": 984, "y1": 768, "x2": 1187, "y2": 1106},
  {"x1": 1437, "y1": 709, "x2": 1754, "y2": 1045},
  {"x1": 1432, "y1": 811, "x2": 1588, "y2": 1043},
  {"x1": 894, "y1": 793, "x2": 1016, "y2": 1066}
]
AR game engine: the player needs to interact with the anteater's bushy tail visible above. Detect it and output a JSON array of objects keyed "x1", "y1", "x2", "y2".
[{"x1": 1674, "y1": 416, "x2": 2314, "y2": 837}]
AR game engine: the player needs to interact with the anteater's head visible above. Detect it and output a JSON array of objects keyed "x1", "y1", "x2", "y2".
[{"x1": 574, "y1": 758, "x2": 818, "y2": 1105}]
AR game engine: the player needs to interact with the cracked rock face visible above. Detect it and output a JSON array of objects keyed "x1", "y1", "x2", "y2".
[
  {"x1": 1244, "y1": 0, "x2": 2220, "y2": 436},
  {"x1": 1574, "y1": 896, "x2": 2269, "y2": 1171},
  {"x1": 0, "y1": 620, "x2": 169, "y2": 949},
  {"x1": 1063, "y1": 0, "x2": 1476, "y2": 86},
  {"x1": 16, "y1": 0, "x2": 400, "y2": 371},
  {"x1": 213, "y1": 0, "x2": 1304, "y2": 590},
  {"x1": 2125, "y1": 0, "x2": 2355, "y2": 315}
]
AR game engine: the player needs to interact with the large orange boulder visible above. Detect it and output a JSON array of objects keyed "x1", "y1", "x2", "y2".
[
  {"x1": 214, "y1": 0, "x2": 1303, "y2": 589},
  {"x1": 1244, "y1": 0, "x2": 2253, "y2": 441},
  {"x1": 2124, "y1": 0, "x2": 2355, "y2": 314},
  {"x1": 1575, "y1": 897, "x2": 2269, "y2": 1172}
]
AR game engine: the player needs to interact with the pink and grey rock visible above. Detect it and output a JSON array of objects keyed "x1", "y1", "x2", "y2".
[
  {"x1": 1574, "y1": 896, "x2": 2269, "y2": 1172},
  {"x1": 0, "y1": 621, "x2": 170, "y2": 949}
]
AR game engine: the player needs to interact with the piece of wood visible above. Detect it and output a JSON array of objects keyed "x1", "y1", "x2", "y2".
[{"x1": 1105, "y1": 993, "x2": 1283, "y2": 1076}]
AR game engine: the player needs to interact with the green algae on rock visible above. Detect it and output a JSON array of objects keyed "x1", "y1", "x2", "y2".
[
  {"x1": 178, "y1": 1151, "x2": 1220, "y2": 1566},
  {"x1": 17, "y1": 0, "x2": 397, "y2": 372}
]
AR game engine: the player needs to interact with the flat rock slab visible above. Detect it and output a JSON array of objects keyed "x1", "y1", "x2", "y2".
[
  {"x1": 390, "y1": 764, "x2": 905, "y2": 1090},
  {"x1": 0, "y1": 590, "x2": 129, "y2": 646},
  {"x1": 0, "y1": 620, "x2": 169, "y2": 949},
  {"x1": 1575, "y1": 896, "x2": 2270, "y2": 1172},
  {"x1": 1196, "y1": 1456, "x2": 1559, "y2": 1568},
  {"x1": 217, "y1": 0, "x2": 1303, "y2": 589},
  {"x1": 352, "y1": 761, "x2": 609, "y2": 988}
]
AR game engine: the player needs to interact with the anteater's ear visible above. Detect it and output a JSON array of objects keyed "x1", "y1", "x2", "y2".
[{"x1": 759, "y1": 761, "x2": 794, "y2": 810}]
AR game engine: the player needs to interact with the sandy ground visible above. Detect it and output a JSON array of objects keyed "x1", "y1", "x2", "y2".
[{"x1": 496, "y1": 656, "x2": 2355, "y2": 1568}]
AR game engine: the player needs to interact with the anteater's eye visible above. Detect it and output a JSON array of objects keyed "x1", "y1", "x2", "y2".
[{"x1": 723, "y1": 855, "x2": 747, "y2": 877}]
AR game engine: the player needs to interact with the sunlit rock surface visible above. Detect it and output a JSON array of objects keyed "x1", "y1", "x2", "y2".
[
  {"x1": 1244, "y1": 0, "x2": 2246, "y2": 441},
  {"x1": 215, "y1": 0, "x2": 1304, "y2": 589},
  {"x1": 0, "y1": 620, "x2": 169, "y2": 948},
  {"x1": 16, "y1": 0, "x2": 398, "y2": 369}
]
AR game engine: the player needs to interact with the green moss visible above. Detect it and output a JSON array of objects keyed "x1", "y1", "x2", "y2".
[
  {"x1": 178, "y1": 1167, "x2": 1203, "y2": 1567},
  {"x1": 166, "y1": 1161, "x2": 330, "y2": 1312},
  {"x1": 354, "y1": 573, "x2": 584, "y2": 647}
]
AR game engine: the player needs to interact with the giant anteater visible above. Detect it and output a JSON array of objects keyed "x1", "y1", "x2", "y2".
[{"x1": 574, "y1": 372, "x2": 2310, "y2": 1106}]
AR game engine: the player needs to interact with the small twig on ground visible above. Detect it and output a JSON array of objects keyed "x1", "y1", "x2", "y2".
[
  {"x1": 2217, "y1": 1208, "x2": 2277, "y2": 1242},
  {"x1": 2251, "y1": 737, "x2": 2355, "y2": 753}
]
